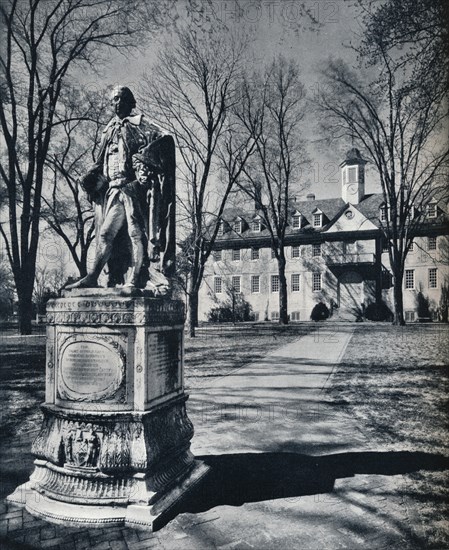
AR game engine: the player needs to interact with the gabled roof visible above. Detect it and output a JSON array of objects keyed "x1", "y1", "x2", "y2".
[
  {"x1": 214, "y1": 191, "x2": 448, "y2": 243},
  {"x1": 355, "y1": 194, "x2": 384, "y2": 227},
  {"x1": 288, "y1": 198, "x2": 346, "y2": 231},
  {"x1": 326, "y1": 203, "x2": 379, "y2": 233}
]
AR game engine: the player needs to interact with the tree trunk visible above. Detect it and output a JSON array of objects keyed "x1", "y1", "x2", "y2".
[
  {"x1": 278, "y1": 255, "x2": 288, "y2": 325},
  {"x1": 14, "y1": 260, "x2": 37, "y2": 334},
  {"x1": 17, "y1": 292, "x2": 33, "y2": 335},
  {"x1": 188, "y1": 287, "x2": 199, "y2": 338},
  {"x1": 392, "y1": 271, "x2": 405, "y2": 326}
]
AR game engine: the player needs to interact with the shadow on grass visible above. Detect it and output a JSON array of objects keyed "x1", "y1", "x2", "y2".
[{"x1": 157, "y1": 450, "x2": 449, "y2": 528}]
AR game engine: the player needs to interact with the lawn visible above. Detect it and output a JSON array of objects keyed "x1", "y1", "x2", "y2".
[
  {"x1": 0, "y1": 322, "x2": 448, "y2": 547},
  {"x1": 184, "y1": 323, "x2": 315, "y2": 385},
  {"x1": 0, "y1": 323, "x2": 316, "y2": 500},
  {"x1": 330, "y1": 323, "x2": 449, "y2": 548}
]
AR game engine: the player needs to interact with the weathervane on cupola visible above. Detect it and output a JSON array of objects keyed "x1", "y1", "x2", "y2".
[{"x1": 340, "y1": 148, "x2": 368, "y2": 205}]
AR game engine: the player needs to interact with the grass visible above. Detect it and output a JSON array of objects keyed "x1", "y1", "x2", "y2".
[
  {"x1": 0, "y1": 322, "x2": 448, "y2": 546},
  {"x1": 330, "y1": 323, "x2": 449, "y2": 548},
  {"x1": 0, "y1": 324, "x2": 317, "y2": 496},
  {"x1": 184, "y1": 323, "x2": 315, "y2": 385}
]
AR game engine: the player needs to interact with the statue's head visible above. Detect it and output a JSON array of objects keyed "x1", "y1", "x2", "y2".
[{"x1": 110, "y1": 85, "x2": 136, "y2": 119}]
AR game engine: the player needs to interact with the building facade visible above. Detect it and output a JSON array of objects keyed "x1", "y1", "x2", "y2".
[{"x1": 199, "y1": 149, "x2": 449, "y2": 322}]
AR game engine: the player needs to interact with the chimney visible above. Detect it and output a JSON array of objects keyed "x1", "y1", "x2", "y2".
[{"x1": 306, "y1": 193, "x2": 315, "y2": 201}]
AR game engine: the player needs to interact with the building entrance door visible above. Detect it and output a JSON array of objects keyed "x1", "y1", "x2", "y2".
[{"x1": 338, "y1": 270, "x2": 364, "y2": 320}]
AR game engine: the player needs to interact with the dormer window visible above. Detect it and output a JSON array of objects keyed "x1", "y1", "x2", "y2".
[
  {"x1": 251, "y1": 218, "x2": 261, "y2": 232},
  {"x1": 427, "y1": 202, "x2": 437, "y2": 218},
  {"x1": 292, "y1": 214, "x2": 301, "y2": 229},
  {"x1": 380, "y1": 205, "x2": 387, "y2": 223},
  {"x1": 217, "y1": 221, "x2": 224, "y2": 236},
  {"x1": 233, "y1": 219, "x2": 242, "y2": 233},
  {"x1": 313, "y1": 212, "x2": 322, "y2": 228}
]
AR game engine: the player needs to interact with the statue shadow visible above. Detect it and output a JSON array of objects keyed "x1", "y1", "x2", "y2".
[{"x1": 156, "y1": 449, "x2": 449, "y2": 529}]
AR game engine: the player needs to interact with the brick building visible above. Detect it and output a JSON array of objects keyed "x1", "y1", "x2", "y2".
[{"x1": 198, "y1": 149, "x2": 449, "y2": 322}]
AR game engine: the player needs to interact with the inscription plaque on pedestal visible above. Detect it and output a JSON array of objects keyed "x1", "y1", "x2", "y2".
[
  {"x1": 58, "y1": 338, "x2": 125, "y2": 402},
  {"x1": 146, "y1": 331, "x2": 181, "y2": 402}
]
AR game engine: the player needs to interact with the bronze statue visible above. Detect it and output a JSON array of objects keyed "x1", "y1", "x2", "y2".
[{"x1": 67, "y1": 85, "x2": 176, "y2": 294}]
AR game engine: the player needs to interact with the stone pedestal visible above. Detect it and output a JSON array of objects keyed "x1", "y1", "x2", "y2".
[{"x1": 8, "y1": 292, "x2": 208, "y2": 530}]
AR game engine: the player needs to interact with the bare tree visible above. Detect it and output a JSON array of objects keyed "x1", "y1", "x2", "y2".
[
  {"x1": 0, "y1": 0, "x2": 169, "y2": 333},
  {"x1": 140, "y1": 27, "x2": 255, "y2": 336},
  {"x1": 33, "y1": 263, "x2": 66, "y2": 316},
  {"x1": 41, "y1": 86, "x2": 109, "y2": 277},
  {"x1": 317, "y1": 7, "x2": 449, "y2": 325},
  {"x1": 355, "y1": 0, "x2": 448, "y2": 78},
  {"x1": 236, "y1": 57, "x2": 309, "y2": 325},
  {"x1": 0, "y1": 261, "x2": 15, "y2": 320}
]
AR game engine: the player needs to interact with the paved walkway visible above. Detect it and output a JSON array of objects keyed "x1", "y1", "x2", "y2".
[{"x1": 1, "y1": 328, "x2": 422, "y2": 549}]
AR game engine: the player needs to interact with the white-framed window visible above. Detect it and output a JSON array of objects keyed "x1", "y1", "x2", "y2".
[
  {"x1": 313, "y1": 213, "x2": 322, "y2": 228},
  {"x1": 291, "y1": 273, "x2": 300, "y2": 292},
  {"x1": 214, "y1": 276, "x2": 222, "y2": 294},
  {"x1": 428, "y1": 268, "x2": 438, "y2": 289},
  {"x1": 271, "y1": 274, "x2": 279, "y2": 293},
  {"x1": 291, "y1": 245, "x2": 300, "y2": 258},
  {"x1": 428, "y1": 236, "x2": 437, "y2": 251},
  {"x1": 217, "y1": 221, "x2": 224, "y2": 236},
  {"x1": 232, "y1": 248, "x2": 241, "y2": 261},
  {"x1": 213, "y1": 249, "x2": 222, "y2": 261},
  {"x1": 232, "y1": 275, "x2": 241, "y2": 293},
  {"x1": 251, "y1": 275, "x2": 260, "y2": 294},
  {"x1": 427, "y1": 202, "x2": 437, "y2": 218},
  {"x1": 271, "y1": 311, "x2": 280, "y2": 321},
  {"x1": 233, "y1": 220, "x2": 242, "y2": 233},
  {"x1": 251, "y1": 219, "x2": 261, "y2": 232},
  {"x1": 380, "y1": 205, "x2": 387, "y2": 223},
  {"x1": 291, "y1": 311, "x2": 300, "y2": 321},
  {"x1": 292, "y1": 214, "x2": 301, "y2": 229},
  {"x1": 347, "y1": 166, "x2": 358, "y2": 182},
  {"x1": 312, "y1": 243, "x2": 322, "y2": 257},
  {"x1": 312, "y1": 272, "x2": 321, "y2": 292},
  {"x1": 405, "y1": 269, "x2": 415, "y2": 290},
  {"x1": 405, "y1": 310, "x2": 415, "y2": 322},
  {"x1": 251, "y1": 248, "x2": 260, "y2": 260},
  {"x1": 271, "y1": 248, "x2": 276, "y2": 259},
  {"x1": 343, "y1": 166, "x2": 358, "y2": 184}
]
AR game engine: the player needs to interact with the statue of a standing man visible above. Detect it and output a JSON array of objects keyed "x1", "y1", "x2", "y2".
[{"x1": 67, "y1": 85, "x2": 176, "y2": 293}]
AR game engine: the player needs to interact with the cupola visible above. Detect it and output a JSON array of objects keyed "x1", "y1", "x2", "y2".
[{"x1": 340, "y1": 148, "x2": 367, "y2": 205}]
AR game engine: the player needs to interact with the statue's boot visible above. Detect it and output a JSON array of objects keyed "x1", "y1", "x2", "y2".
[
  {"x1": 64, "y1": 273, "x2": 99, "y2": 290},
  {"x1": 145, "y1": 268, "x2": 170, "y2": 296}
]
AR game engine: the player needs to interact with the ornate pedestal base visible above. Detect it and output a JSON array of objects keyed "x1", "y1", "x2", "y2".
[{"x1": 8, "y1": 293, "x2": 208, "y2": 530}]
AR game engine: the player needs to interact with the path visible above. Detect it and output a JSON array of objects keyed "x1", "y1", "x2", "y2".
[{"x1": 1, "y1": 327, "x2": 422, "y2": 549}]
